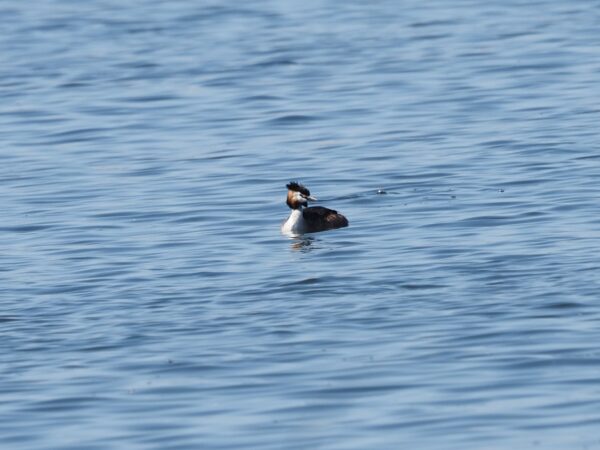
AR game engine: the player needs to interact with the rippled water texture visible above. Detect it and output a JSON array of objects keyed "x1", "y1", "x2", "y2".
[{"x1": 3, "y1": 1, "x2": 600, "y2": 449}]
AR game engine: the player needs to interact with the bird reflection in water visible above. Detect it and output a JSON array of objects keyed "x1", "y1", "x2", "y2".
[{"x1": 290, "y1": 235, "x2": 317, "y2": 251}]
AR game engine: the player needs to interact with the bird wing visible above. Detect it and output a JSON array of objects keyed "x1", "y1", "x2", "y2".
[{"x1": 302, "y1": 206, "x2": 349, "y2": 232}]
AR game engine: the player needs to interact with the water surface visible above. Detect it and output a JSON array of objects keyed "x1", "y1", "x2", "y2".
[{"x1": 2, "y1": 1, "x2": 600, "y2": 449}]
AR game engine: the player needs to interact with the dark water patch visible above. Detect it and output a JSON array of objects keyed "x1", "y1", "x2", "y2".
[
  {"x1": 169, "y1": 215, "x2": 217, "y2": 224},
  {"x1": 163, "y1": 270, "x2": 226, "y2": 279},
  {"x1": 116, "y1": 61, "x2": 161, "y2": 70},
  {"x1": 477, "y1": 61, "x2": 568, "y2": 74},
  {"x1": 57, "y1": 81, "x2": 90, "y2": 89},
  {"x1": 77, "y1": 105, "x2": 139, "y2": 116},
  {"x1": 0, "y1": 109, "x2": 57, "y2": 118},
  {"x1": 505, "y1": 178, "x2": 554, "y2": 187},
  {"x1": 514, "y1": 105, "x2": 555, "y2": 114},
  {"x1": 241, "y1": 94, "x2": 282, "y2": 102},
  {"x1": 409, "y1": 19, "x2": 459, "y2": 28},
  {"x1": 250, "y1": 58, "x2": 297, "y2": 68},
  {"x1": 281, "y1": 277, "x2": 325, "y2": 287},
  {"x1": 412, "y1": 33, "x2": 451, "y2": 41},
  {"x1": 0, "y1": 316, "x2": 18, "y2": 322},
  {"x1": 496, "y1": 30, "x2": 538, "y2": 40},
  {"x1": 400, "y1": 283, "x2": 448, "y2": 291},
  {"x1": 44, "y1": 127, "x2": 107, "y2": 138},
  {"x1": 266, "y1": 114, "x2": 320, "y2": 125},
  {"x1": 21, "y1": 396, "x2": 109, "y2": 413},
  {"x1": 125, "y1": 26, "x2": 168, "y2": 34},
  {"x1": 508, "y1": 355, "x2": 600, "y2": 370},
  {"x1": 198, "y1": 153, "x2": 244, "y2": 161},
  {"x1": 77, "y1": 344, "x2": 124, "y2": 353},
  {"x1": 122, "y1": 94, "x2": 181, "y2": 103},
  {"x1": 125, "y1": 166, "x2": 168, "y2": 177},
  {"x1": 574, "y1": 154, "x2": 600, "y2": 161},
  {"x1": 177, "y1": 5, "x2": 281, "y2": 22},
  {"x1": 540, "y1": 301, "x2": 583, "y2": 310},
  {"x1": 0, "y1": 224, "x2": 53, "y2": 233},
  {"x1": 203, "y1": 76, "x2": 241, "y2": 87},
  {"x1": 35, "y1": 285, "x2": 95, "y2": 296},
  {"x1": 34, "y1": 127, "x2": 110, "y2": 145}
]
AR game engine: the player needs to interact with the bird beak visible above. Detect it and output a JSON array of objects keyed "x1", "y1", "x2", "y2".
[{"x1": 307, "y1": 195, "x2": 317, "y2": 202}]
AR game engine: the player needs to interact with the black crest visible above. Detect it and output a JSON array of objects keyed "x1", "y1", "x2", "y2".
[{"x1": 286, "y1": 181, "x2": 310, "y2": 196}]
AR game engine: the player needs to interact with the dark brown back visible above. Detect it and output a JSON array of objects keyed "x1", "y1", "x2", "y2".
[{"x1": 302, "y1": 206, "x2": 349, "y2": 232}]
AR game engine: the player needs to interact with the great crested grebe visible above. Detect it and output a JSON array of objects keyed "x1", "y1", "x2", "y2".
[{"x1": 281, "y1": 181, "x2": 349, "y2": 235}]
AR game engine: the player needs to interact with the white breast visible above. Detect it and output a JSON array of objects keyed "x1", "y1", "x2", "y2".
[{"x1": 281, "y1": 209, "x2": 306, "y2": 235}]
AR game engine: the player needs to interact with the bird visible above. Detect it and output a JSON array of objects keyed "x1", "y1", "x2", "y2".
[{"x1": 281, "y1": 181, "x2": 349, "y2": 235}]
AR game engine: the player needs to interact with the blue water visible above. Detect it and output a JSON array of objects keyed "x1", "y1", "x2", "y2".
[{"x1": 3, "y1": 1, "x2": 600, "y2": 448}]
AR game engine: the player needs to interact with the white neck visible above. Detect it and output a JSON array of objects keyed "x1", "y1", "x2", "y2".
[{"x1": 281, "y1": 208, "x2": 305, "y2": 235}]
